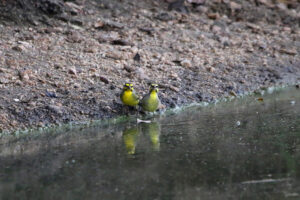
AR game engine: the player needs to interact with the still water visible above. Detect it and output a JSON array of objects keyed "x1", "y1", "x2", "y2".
[{"x1": 0, "y1": 87, "x2": 300, "y2": 200}]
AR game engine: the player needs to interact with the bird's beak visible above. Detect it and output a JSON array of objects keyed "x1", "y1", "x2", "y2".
[{"x1": 151, "y1": 88, "x2": 158, "y2": 93}]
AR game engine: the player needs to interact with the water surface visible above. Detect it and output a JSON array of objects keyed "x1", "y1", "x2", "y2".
[{"x1": 1, "y1": 87, "x2": 300, "y2": 200}]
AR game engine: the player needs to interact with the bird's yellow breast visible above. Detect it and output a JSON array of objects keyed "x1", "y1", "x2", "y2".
[
  {"x1": 147, "y1": 91, "x2": 159, "y2": 111},
  {"x1": 149, "y1": 91, "x2": 158, "y2": 102},
  {"x1": 121, "y1": 90, "x2": 139, "y2": 106}
]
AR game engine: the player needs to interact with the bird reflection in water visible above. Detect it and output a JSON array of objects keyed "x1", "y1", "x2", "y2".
[
  {"x1": 122, "y1": 126, "x2": 139, "y2": 155},
  {"x1": 122, "y1": 122, "x2": 160, "y2": 155},
  {"x1": 142, "y1": 122, "x2": 160, "y2": 151}
]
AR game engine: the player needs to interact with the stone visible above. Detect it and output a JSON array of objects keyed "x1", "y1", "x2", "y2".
[
  {"x1": 0, "y1": 114, "x2": 8, "y2": 122},
  {"x1": 97, "y1": 32, "x2": 120, "y2": 43},
  {"x1": 277, "y1": 3, "x2": 287, "y2": 10},
  {"x1": 89, "y1": 68, "x2": 97, "y2": 72},
  {"x1": 0, "y1": 77, "x2": 9, "y2": 84},
  {"x1": 84, "y1": 47, "x2": 97, "y2": 53},
  {"x1": 229, "y1": 91, "x2": 237, "y2": 97},
  {"x1": 47, "y1": 105, "x2": 64, "y2": 115},
  {"x1": 135, "y1": 68, "x2": 147, "y2": 80},
  {"x1": 207, "y1": 67, "x2": 216, "y2": 73},
  {"x1": 106, "y1": 51, "x2": 123, "y2": 60},
  {"x1": 218, "y1": 36, "x2": 231, "y2": 46},
  {"x1": 181, "y1": 59, "x2": 192, "y2": 68},
  {"x1": 54, "y1": 63, "x2": 62, "y2": 69},
  {"x1": 139, "y1": 27, "x2": 155, "y2": 35},
  {"x1": 95, "y1": 19, "x2": 124, "y2": 29},
  {"x1": 230, "y1": 1, "x2": 242, "y2": 10},
  {"x1": 169, "y1": 85, "x2": 180, "y2": 92},
  {"x1": 187, "y1": 0, "x2": 206, "y2": 4},
  {"x1": 73, "y1": 83, "x2": 81, "y2": 89},
  {"x1": 100, "y1": 76, "x2": 109, "y2": 84},
  {"x1": 207, "y1": 12, "x2": 220, "y2": 20},
  {"x1": 18, "y1": 69, "x2": 32, "y2": 81},
  {"x1": 246, "y1": 23, "x2": 261, "y2": 32},
  {"x1": 65, "y1": 2, "x2": 83, "y2": 14},
  {"x1": 6, "y1": 59, "x2": 19, "y2": 68},
  {"x1": 282, "y1": 27, "x2": 291, "y2": 32},
  {"x1": 155, "y1": 12, "x2": 173, "y2": 21},
  {"x1": 0, "y1": 68, "x2": 8, "y2": 73},
  {"x1": 105, "y1": 20, "x2": 124, "y2": 29},
  {"x1": 67, "y1": 32, "x2": 83, "y2": 43},
  {"x1": 94, "y1": 20, "x2": 105, "y2": 29},
  {"x1": 257, "y1": 0, "x2": 274, "y2": 8},
  {"x1": 196, "y1": 6, "x2": 208, "y2": 13},
  {"x1": 45, "y1": 90, "x2": 58, "y2": 98},
  {"x1": 111, "y1": 39, "x2": 133, "y2": 46},
  {"x1": 124, "y1": 65, "x2": 135, "y2": 73},
  {"x1": 133, "y1": 53, "x2": 141, "y2": 62},
  {"x1": 70, "y1": 18, "x2": 83, "y2": 26},
  {"x1": 15, "y1": 80, "x2": 23, "y2": 86},
  {"x1": 211, "y1": 25, "x2": 222, "y2": 34},
  {"x1": 279, "y1": 48, "x2": 297, "y2": 55},
  {"x1": 68, "y1": 67, "x2": 77, "y2": 75},
  {"x1": 12, "y1": 45, "x2": 26, "y2": 52}
]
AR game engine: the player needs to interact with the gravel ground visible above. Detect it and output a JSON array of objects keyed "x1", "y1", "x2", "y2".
[{"x1": 0, "y1": 0, "x2": 299, "y2": 133}]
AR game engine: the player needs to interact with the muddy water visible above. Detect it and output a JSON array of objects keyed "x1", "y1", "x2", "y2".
[{"x1": 0, "y1": 87, "x2": 300, "y2": 200}]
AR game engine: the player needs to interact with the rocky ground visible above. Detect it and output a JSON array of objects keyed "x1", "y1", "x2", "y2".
[{"x1": 0, "y1": 0, "x2": 299, "y2": 133}]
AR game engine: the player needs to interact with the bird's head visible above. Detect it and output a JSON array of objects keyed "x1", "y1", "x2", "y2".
[
  {"x1": 123, "y1": 83, "x2": 134, "y2": 91},
  {"x1": 150, "y1": 84, "x2": 159, "y2": 93}
]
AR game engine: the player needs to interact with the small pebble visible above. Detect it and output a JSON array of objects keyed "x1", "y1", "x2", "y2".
[
  {"x1": 68, "y1": 67, "x2": 77, "y2": 75},
  {"x1": 181, "y1": 59, "x2": 192, "y2": 68}
]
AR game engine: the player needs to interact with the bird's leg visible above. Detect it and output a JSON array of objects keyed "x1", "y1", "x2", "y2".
[
  {"x1": 122, "y1": 106, "x2": 130, "y2": 116},
  {"x1": 134, "y1": 105, "x2": 140, "y2": 118}
]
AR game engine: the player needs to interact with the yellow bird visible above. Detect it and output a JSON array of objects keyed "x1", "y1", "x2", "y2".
[
  {"x1": 120, "y1": 83, "x2": 139, "y2": 107},
  {"x1": 140, "y1": 84, "x2": 160, "y2": 112}
]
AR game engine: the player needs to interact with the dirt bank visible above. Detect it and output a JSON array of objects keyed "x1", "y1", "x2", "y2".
[{"x1": 0, "y1": 0, "x2": 299, "y2": 133}]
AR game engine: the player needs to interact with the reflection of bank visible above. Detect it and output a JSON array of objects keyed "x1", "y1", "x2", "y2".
[{"x1": 122, "y1": 122, "x2": 160, "y2": 155}]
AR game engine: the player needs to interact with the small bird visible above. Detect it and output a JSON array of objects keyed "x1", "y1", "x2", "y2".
[
  {"x1": 120, "y1": 83, "x2": 139, "y2": 107},
  {"x1": 140, "y1": 84, "x2": 160, "y2": 112}
]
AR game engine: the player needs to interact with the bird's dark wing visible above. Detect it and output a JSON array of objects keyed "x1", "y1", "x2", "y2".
[
  {"x1": 120, "y1": 90, "x2": 124, "y2": 99},
  {"x1": 132, "y1": 91, "x2": 140, "y2": 101}
]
